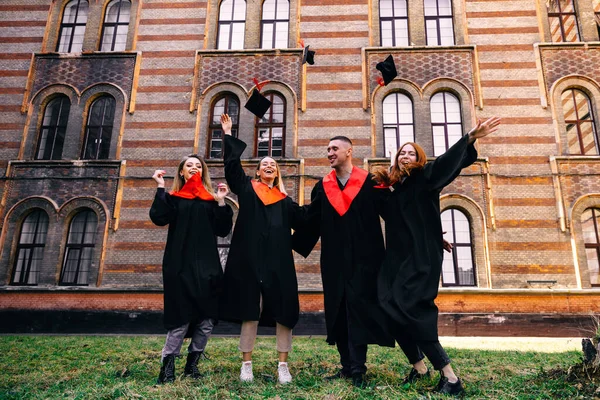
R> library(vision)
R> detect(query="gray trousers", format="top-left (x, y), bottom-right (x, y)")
top-left (162, 318), bottom-right (216, 360)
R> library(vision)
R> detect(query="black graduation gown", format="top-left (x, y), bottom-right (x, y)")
top-left (293, 170), bottom-right (395, 347)
top-left (149, 189), bottom-right (233, 330)
top-left (219, 135), bottom-right (304, 329)
top-left (377, 134), bottom-right (477, 341)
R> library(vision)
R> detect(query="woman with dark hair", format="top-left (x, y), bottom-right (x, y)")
top-left (218, 113), bottom-right (305, 385)
top-left (150, 154), bottom-right (233, 384)
top-left (372, 117), bottom-right (500, 396)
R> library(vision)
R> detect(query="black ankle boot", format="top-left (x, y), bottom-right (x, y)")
top-left (184, 352), bottom-right (202, 379)
top-left (157, 354), bottom-right (176, 384)
top-left (435, 376), bottom-right (464, 396)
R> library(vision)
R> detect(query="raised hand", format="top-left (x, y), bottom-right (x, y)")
top-left (152, 169), bottom-right (166, 188)
top-left (215, 182), bottom-right (229, 206)
top-left (467, 116), bottom-right (501, 143)
top-left (220, 114), bottom-right (232, 136)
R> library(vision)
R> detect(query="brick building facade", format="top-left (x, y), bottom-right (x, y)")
top-left (1, 0), bottom-right (600, 335)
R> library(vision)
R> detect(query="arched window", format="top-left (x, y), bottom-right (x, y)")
top-left (11, 210), bottom-right (49, 286)
top-left (562, 89), bottom-right (598, 155)
top-left (547, 0), bottom-right (580, 42)
top-left (82, 95), bottom-right (116, 160)
top-left (261, 0), bottom-right (289, 49)
top-left (256, 92), bottom-right (285, 157)
top-left (424, 0), bottom-right (455, 46)
top-left (582, 208), bottom-right (600, 286)
top-left (208, 94), bottom-right (240, 159)
top-left (594, 0), bottom-right (600, 38)
top-left (441, 208), bottom-right (476, 286)
top-left (431, 92), bottom-right (463, 156)
top-left (383, 92), bottom-right (414, 157)
top-left (60, 210), bottom-right (98, 285)
top-left (379, 0), bottom-right (409, 47)
top-left (57, 0), bottom-right (89, 53)
top-left (217, 0), bottom-right (246, 50)
top-left (100, 0), bottom-right (131, 51)
top-left (36, 96), bottom-right (70, 160)
top-left (217, 199), bottom-right (237, 270)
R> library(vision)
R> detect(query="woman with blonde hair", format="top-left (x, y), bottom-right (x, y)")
top-left (218, 114), bottom-right (305, 385)
top-left (373, 117), bottom-right (500, 396)
top-left (150, 154), bottom-right (233, 384)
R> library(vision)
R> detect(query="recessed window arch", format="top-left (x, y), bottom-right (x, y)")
top-left (382, 92), bottom-right (414, 157)
top-left (379, 0), bottom-right (409, 47)
top-left (60, 209), bottom-right (98, 286)
top-left (208, 93), bottom-right (240, 159)
top-left (57, 0), bottom-right (89, 53)
top-left (561, 88), bottom-right (599, 155)
top-left (441, 208), bottom-right (476, 286)
top-left (256, 92), bottom-right (286, 157)
top-left (100, 0), bottom-right (131, 51)
top-left (582, 207), bottom-right (600, 286)
top-left (36, 95), bottom-right (70, 160)
top-left (424, 0), bottom-right (455, 46)
top-left (261, 0), bottom-right (289, 49)
top-left (11, 209), bottom-right (49, 286)
top-left (431, 91), bottom-right (463, 156)
top-left (217, 0), bottom-right (246, 50)
top-left (547, 0), bottom-right (580, 42)
top-left (82, 95), bottom-right (116, 160)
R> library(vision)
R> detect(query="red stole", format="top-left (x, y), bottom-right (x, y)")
top-left (323, 166), bottom-right (368, 216)
top-left (170, 173), bottom-right (215, 201)
top-left (251, 180), bottom-right (287, 206)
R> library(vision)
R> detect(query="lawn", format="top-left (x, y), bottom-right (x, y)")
top-left (0, 335), bottom-right (585, 399)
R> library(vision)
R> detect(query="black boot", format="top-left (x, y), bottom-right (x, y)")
top-left (184, 352), bottom-right (202, 379)
top-left (157, 354), bottom-right (176, 384)
top-left (435, 376), bottom-right (464, 396)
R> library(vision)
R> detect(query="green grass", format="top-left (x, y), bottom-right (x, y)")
top-left (0, 335), bottom-right (583, 399)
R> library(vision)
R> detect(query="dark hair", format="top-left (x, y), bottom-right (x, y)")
top-left (329, 136), bottom-right (353, 146)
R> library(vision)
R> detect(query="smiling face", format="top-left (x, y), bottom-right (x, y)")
top-left (256, 157), bottom-right (278, 184)
top-left (397, 144), bottom-right (418, 166)
top-left (327, 139), bottom-right (352, 169)
top-left (180, 157), bottom-right (203, 182)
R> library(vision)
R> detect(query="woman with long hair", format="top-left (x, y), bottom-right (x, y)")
top-left (150, 154), bottom-right (233, 384)
top-left (218, 113), bottom-right (305, 385)
top-left (372, 117), bottom-right (500, 396)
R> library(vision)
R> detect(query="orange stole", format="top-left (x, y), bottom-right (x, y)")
top-left (170, 173), bottom-right (215, 201)
top-left (322, 166), bottom-right (368, 216)
top-left (251, 180), bottom-right (287, 205)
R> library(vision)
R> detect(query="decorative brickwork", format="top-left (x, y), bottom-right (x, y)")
top-left (539, 44), bottom-right (600, 95)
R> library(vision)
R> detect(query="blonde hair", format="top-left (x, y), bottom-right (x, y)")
top-left (372, 142), bottom-right (427, 186)
top-left (172, 154), bottom-right (216, 197)
top-left (255, 157), bottom-right (288, 195)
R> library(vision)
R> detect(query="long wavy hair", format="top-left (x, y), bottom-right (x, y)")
top-left (172, 154), bottom-right (216, 196)
top-left (255, 156), bottom-right (288, 195)
top-left (372, 142), bottom-right (427, 186)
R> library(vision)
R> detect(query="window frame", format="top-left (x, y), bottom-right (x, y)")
top-left (583, 208), bottom-right (600, 287)
top-left (99, 0), bottom-right (131, 52)
top-left (382, 92), bottom-right (415, 157)
top-left (547, 0), bottom-right (580, 42)
top-left (82, 95), bottom-right (116, 160)
top-left (441, 208), bottom-right (476, 287)
top-left (260, 0), bottom-right (290, 49)
top-left (59, 209), bottom-right (98, 286)
top-left (254, 92), bottom-right (286, 157)
top-left (424, 0), bottom-right (455, 46)
top-left (430, 91), bottom-right (463, 156)
top-left (11, 210), bottom-right (49, 286)
top-left (56, 0), bottom-right (89, 53)
top-left (562, 88), bottom-right (599, 155)
top-left (35, 95), bottom-right (70, 160)
top-left (379, 0), bottom-right (410, 47)
top-left (207, 94), bottom-right (240, 159)
top-left (217, 0), bottom-right (247, 50)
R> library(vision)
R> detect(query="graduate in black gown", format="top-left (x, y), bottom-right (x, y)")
top-left (150, 155), bottom-right (233, 384)
top-left (218, 114), bottom-right (305, 385)
top-left (372, 117), bottom-right (500, 396)
top-left (293, 136), bottom-right (395, 388)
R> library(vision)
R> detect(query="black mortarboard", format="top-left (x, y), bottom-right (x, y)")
top-left (302, 45), bottom-right (315, 65)
top-left (376, 55), bottom-right (397, 86)
top-left (245, 88), bottom-right (272, 119)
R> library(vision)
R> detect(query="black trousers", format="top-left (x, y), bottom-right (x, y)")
top-left (395, 329), bottom-right (451, 371)
top-left (334, 298), bottom-right (368, 375)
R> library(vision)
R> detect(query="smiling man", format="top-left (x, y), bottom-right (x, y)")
top-left (293, 136), bottom-right (394, 388)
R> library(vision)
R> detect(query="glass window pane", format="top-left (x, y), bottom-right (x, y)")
top-left (262, 23), bottom-right (274, 49)
top-left (231, 23), bottom-right (245, 49)
top-left (394, 19), bottom-right (409, 46)
top-left (263, 0), bottom-right (276, 19)
top-left (380, 0), bottom-right (393, 18)
top-left (587, 248), bottom-right (600, 285)
top-left (442, 252), bottom-right (456, 284)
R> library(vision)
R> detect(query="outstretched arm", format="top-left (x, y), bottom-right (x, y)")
top-left (221, 114), bottom-right (250, 195)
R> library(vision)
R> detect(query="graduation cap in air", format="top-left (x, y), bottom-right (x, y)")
top-left (245, 88), bottom-right (272, 119)
top-left (376, 55), bottom-right (397, 86)
top-left (303, 45), bottom-right (315, 65)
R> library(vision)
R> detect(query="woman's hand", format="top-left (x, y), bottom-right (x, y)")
top-left (215, 182), bottom-right (229, 206)
top-left (467, 116), bottom-right (501, 144)
top-left (220, 114), bottom-right (233, 136)
top-left (152, 169), bottom-right (166, 188)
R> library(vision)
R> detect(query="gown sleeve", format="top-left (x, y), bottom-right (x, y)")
top-left (149, 188), bottom-right (177, 226)
top-left (210, 203), bottom-right (234, 238)
top-left (223, 134), bottom-right (251, 195)
top-left (291, 182), bottom-right (322, 257)
top-left (423, 133), bottom-right (478, 191)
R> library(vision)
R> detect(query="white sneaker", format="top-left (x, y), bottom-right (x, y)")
top-left (240, 361), bottom-right (253, 382)
top-left (277, 362), bottom-right (292, 384)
